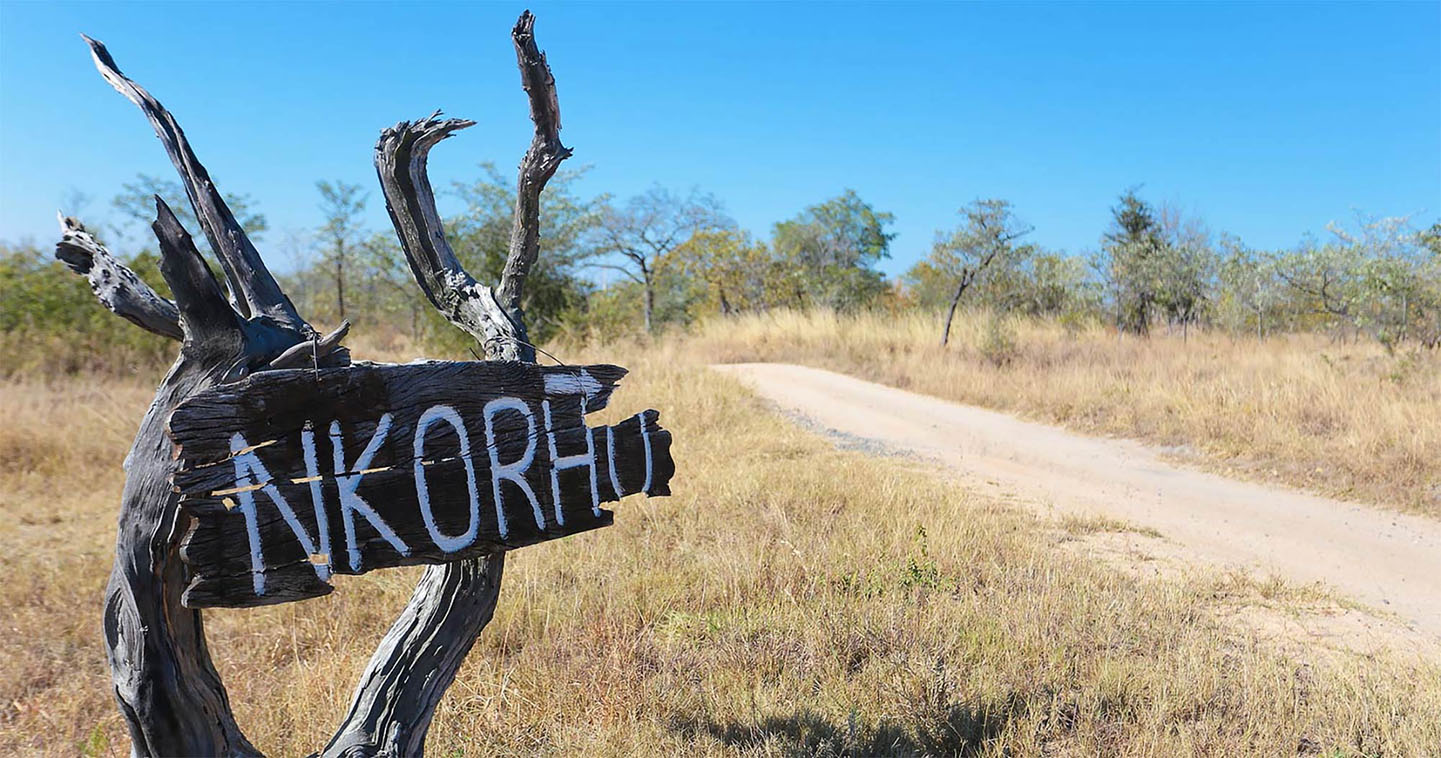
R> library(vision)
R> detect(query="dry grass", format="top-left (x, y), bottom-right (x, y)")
top-left (690, 309), bottom-right (1441, 516)
top-left (2, 340), bottom-right (1440, 756)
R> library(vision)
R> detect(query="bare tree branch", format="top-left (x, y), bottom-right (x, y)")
top-left (96, 195), bottom-right (264, 758)
top-left (321, 555), bottom-right (505, 757)
top-left (588, 261), bottom-right (647, 284)
top-left (55, 213), bottom-right (183, 340)
top-left (66, 38), bottom-right (345, 756)
top-left (497, 10), bottom-right (573, 314)
top-left (336, 13), bottom-right (574, 754)
top-left (374, 114), bottom-right (523, 360)
top-left (152, 196), bottom-right (241, 341)
top-left (264, 320), bottom-right (351, 370)
top-left (82, 35), bottom-right (309, 335)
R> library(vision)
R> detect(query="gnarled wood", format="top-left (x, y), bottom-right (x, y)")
top-left (83, 34), bottom-right (310, 334)
top-left (74, 41), bottom-right (336, 758)
top-left (64, 12), bottom-right (578, 756)
top-left (330, 14), bottom-right (574, 756)
top-left (374, 115), bottom-right (523, 360)
top-left (499, 10), bottom-right (573, 317)
top-left (265, 320), bottom-right (351, 370)
top-left (55, 213), bottom-right (182, 340)
top-left (100, 195), bottom-right (277, 758)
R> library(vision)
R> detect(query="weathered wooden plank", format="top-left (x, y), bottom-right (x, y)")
top-left (167, 361), bottom-right (673, 608)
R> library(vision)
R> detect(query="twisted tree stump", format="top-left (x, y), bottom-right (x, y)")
top-left (57, 12), bottom-right (569, 756)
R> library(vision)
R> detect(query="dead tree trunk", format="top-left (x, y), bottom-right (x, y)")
top-left (58, 12), bottom-right (569, 756)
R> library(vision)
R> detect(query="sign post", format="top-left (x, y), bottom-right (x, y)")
top-left (57, 12), bottom-right (663, 755)
top-left (168, 361), bottom-right (673, 608)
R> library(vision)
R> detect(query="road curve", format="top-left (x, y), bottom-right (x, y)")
top-left (714, 362), bottom-right (1441, 639)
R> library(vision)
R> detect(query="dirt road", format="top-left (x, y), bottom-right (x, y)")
top-left (714, 362), bottom-right (1441, 640)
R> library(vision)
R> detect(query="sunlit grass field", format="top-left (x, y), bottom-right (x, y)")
top-left (692, 309), bottom-right (1441, 517)
top-left (2, 334), bottom-right (1439, 756)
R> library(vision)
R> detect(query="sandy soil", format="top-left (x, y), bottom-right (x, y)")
top-left (714, 362), bottom-right (1441, 649)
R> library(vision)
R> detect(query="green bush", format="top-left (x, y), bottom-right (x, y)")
top-left (0, 243), bottom-right (172, 377)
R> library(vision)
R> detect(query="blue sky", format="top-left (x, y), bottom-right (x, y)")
top-left (1, 1), bottom-right (1438, 277)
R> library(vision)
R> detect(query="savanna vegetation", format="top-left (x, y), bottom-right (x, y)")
top-left (3, 117), bottom-right (1440, 758)
top-left (3, 339), bottom-right (1440, 756)
top-left (691, 309), bottom-right (1441, 517)
top-left (5, 173), bottom-right (1436, 513)
top-left (8, 170), bottom-right (1438, 366)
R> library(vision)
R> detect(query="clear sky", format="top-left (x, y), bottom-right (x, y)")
top-left (1, 1), bottom-right (1438, 277)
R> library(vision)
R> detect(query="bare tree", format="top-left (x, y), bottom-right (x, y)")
top-left (55, 12), bottom-right (568, 755)
top-left (591, 186), bottom-right (729, 333)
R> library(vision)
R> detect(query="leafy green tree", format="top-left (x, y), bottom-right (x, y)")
top-left (663, 229), bottom-right (788, 318)
top-left (1216, 237), bottom-right (1285, 338)
top-left (448, 163), bottom-right (601, 344)
top-left (111, 173), bottom-right (268, 250)
top-left (905, 199), bottom-right (1033, 345)
top-left (1095, 189), bottom-right (1166, 335)
top-left (1274, 234), bottom-right (1367, 336)
top-left (1154, 206), bottom-right (1217, 337)
top-left (314, 180), bottom-right (367, 321)
top-left (1010, 251), bottom-right (1098, 319)
top-left (1339, 215), bottom-right (1441, 347)
top-left (772, 189), bottom-right (894, 310)
top-left (1413, 222), bottom-right (1441, 346)
top-left (588, 186), bottom-right (731, 333)
top-left (1271, 214), bottom-right (1435, 345)
top-left (0, 239), bottom-right (171, 374)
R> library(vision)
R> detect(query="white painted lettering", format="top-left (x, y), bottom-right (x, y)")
top-left (543, 368), bottom-right (602, 400)
top-left (331, 415), bottom-right (410, 571)
top-left (542, 397), bottom-right (599, 525)
top-left (636, 412), bottom-right (653, 495)
top-left (229, 433), bottom-right (326, 595)
top-left (299, 422), bottom-right (331, 579)
top-left (413, 404), bottom-right (480, 553)
top-left (606, 425), bottom-right (624, 498)
top-left (483, 397), bottom-right (542, 536)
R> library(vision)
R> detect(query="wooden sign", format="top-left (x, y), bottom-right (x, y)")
top-left (167, 361), bottom-right (673, 608)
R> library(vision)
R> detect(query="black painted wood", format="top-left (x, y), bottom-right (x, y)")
top-left (167, 361), bottom-right (673, 608)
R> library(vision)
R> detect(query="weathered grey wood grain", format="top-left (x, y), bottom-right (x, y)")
top-left (169, 362), bottom-right (626, 481)
top-left (60, 11), bottom-right (621, 757)
top-left (69, 38), bottom-right (340, 758)
top-left (98, 194), bottom-right (302, 757)
top-left (498, 10), bottom-right (573, 316)
top-left (324, 11), bottom-right (579, 757)
top-left (83, 34), bottom-right (310, 334)
top-left (54, 213), bottom-right (183, 340)
top-left (324, 11), bottom-right (576, 755)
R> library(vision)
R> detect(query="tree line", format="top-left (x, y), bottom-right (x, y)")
top-left (4, 168), bottom-right (1439, 372)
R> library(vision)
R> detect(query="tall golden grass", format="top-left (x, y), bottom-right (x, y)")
top-left (691, 309), bottom-right (1441, 516)
top-left (2, 338), bottom-right (1438, 755)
